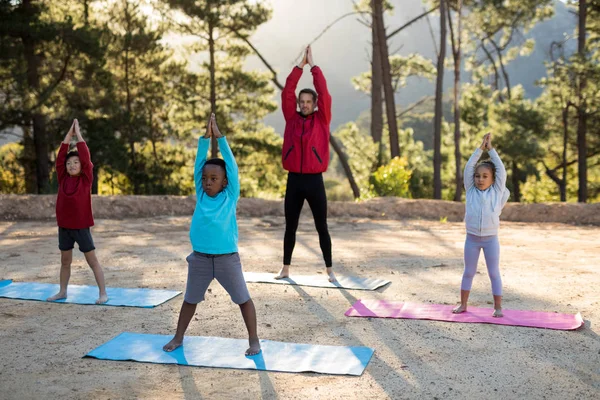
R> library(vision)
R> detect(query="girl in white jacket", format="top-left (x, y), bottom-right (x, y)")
top-left (453, 133), bottom-right (510, 317)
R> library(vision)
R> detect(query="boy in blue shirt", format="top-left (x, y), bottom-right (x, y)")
top-left (163, 114), bottom-right (260, 356)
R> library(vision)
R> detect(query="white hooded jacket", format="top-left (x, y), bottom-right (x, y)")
top-left (464, 148), bottom-right (510, 237)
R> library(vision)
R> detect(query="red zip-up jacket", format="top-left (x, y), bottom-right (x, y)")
top-left (281, 65), bottom-right (331, 174)
top-left (55, 141), bottom-right (95, 229)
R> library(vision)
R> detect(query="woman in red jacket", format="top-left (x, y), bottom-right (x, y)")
top-left (47, 119), bottom-right (108, 304)
top-left (275, 46), bottom-right (336, 283)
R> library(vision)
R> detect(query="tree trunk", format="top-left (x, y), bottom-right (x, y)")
top-left (577, 0), bottom-right (587, 202)
top-left (371, 9), bottom-right (384, 166)
top-left (490, 39), bottom-right (512, 100)
top-left (92, 167), bottom-right (99, 195)
top-left (511, 161), bottom-right (521, 203)
top-left (433, 0), bottom-right (447, 199)
top-left (22, 0), bottom-right (50, 193)
top-left (83, 0), bottom-right (89, 26)
top-left (330, 135), bottom-right (360, 199)
top-left (124, 2), bottom-right (137, 194)
top-left (31, 114), bottom-right (50, 193)
top-left (209, 21), bottom-right (218, 158)
top-left (448, 0), bottom-right (462, 201)
top-left (560, 106), bottom-right (569, 202)
top-left (372, 0), bottom-right (399, 159)
top-left (21, 127), bottom-right (37, 193)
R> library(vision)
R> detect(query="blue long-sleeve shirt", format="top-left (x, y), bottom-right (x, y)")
top-left (189, 136), bottom-right (240, 254)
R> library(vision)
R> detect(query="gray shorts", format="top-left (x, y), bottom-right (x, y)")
top-left (58, 227), bottom-right (95, 253)
top-left (184, 252), bottom-right (251, 305)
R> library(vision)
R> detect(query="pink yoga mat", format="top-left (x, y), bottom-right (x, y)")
top-left (345, 300), bottom-right (584, 331)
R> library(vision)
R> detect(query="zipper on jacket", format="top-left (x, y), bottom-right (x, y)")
top-left (301, 118), bottom-right (306, 174)
top-left (284, 145), bottom-right (294, 160)
top-left (312, 146), bottom-right (322, 163)
top-left (479, 192), bottom-right (486, 235)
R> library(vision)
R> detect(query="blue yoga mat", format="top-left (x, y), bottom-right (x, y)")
top-left (244, 272), bottom-right (390, 290)
top-left (85, 332), bottom-right (374, 376)
top-left (0, 280), bottom-right (180, 308)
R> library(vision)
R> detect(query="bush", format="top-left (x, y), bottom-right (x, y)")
top-left (370, 157), bottom-right (412, 198)
top-left (0, 142), bottom-right (25, 194)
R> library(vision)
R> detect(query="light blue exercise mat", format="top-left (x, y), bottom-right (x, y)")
top-left (0, 280), bottom-right (181, 308)
top-left (244, 272), bottom-right (390, 290)
top-left (85, 332), bottom-right (375, 376)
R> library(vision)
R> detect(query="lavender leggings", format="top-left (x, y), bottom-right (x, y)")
top-left (461, 234), bottom-right (502, 296)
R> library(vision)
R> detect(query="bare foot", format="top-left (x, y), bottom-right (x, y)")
top-left (492, 308), bottom-right (503, 318)
top-left (163, 336), bottom-right (183, 352)
top-left (452, 304), bottom-right (467, 313)
top-left (326, 267), bottom-right (337, 283)
top-left (96, 293), bottom-right (108, 304)
top-left (274, 266), bottom-right (289, 280)
top-left (47, 292), bottom-right (67, 302)
top-left (245, 337), bottom-right (261, 356)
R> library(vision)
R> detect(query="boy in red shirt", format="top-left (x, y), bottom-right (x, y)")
top-left (47, 119), bottom-right (108, 304)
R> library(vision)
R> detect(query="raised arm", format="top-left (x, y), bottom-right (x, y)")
top-left (194, 119), bottom-right (212, 196)
top-left (307, 46), bottom-right (331, 125)
top-left (56, 143), bottom-right (69, 183)
top-left (464, 133), bottom-right (489, 192)
top-left (211, 114), bottom-right (239, 199)
top-left (194, 114), bottom-right (214, 194)
top-left (73, 120), bottom-right (93, 181)
top-left (282, 67), bottom-right (303, 121)
top-left (464, 148), bottom-right (482, 192)
top-left (194, 138), bottom-right (210, 195)
top-left (217, 137), bottom-right (239, 199)
top-left (487, 135), bottom-right (507, 191)
top-left (76, 142), bottom-right (94, 182)
top-left (56, 120), bottom-right (76, 182)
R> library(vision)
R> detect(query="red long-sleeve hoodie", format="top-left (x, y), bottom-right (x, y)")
top-left (281, 66), bottom-right (331, 174)
top-left (55, 142), bottom-right (94, 229)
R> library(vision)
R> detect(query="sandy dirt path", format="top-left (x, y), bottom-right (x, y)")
top-left (1, 216), bottom-right (599, 399)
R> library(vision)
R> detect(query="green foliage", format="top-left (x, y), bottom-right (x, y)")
top-left (331, 122), bottom-right (378, 197)
top-left (163, 0), bottom-right (276, 141)
top-left (0, 0), bottom-right (280, 197)
top-left (133, 141), bottom-right (196, 195)
top-left (530, 0), bottom-right (600, 202)
top-left (324, 179), bottom-right (355, 202)
top-left (1, 0), bottom-right (599, 203)
top-left (352, 54), bottom-right (436, 95)
top-left (370, 157), bottom-right (412, 198)
top-left (0, 142), bottom-right (25, 194)
top-left (400, 126), bottom-right (436, 199)
top-left (97, 167), bottom-right (131, 196)
top-left (335, 112), bottom-right (437, 199)
top-left (459, 83), bottom-right (548, 200)
top-left (520, 167), bottom-right (567, 203)
top-left (229, 126), bottom-right (287, 198)
top-left (0, 0), bottom-right (110, 192)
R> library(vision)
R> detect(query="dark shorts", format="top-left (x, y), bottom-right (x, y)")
top-left (184, 252), bottom-right (251, 305)
top-left (58, 227), bottom-right (95, 253)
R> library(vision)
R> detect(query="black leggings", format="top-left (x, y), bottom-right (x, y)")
top-left (283, 172), bottom-right (332, 268)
